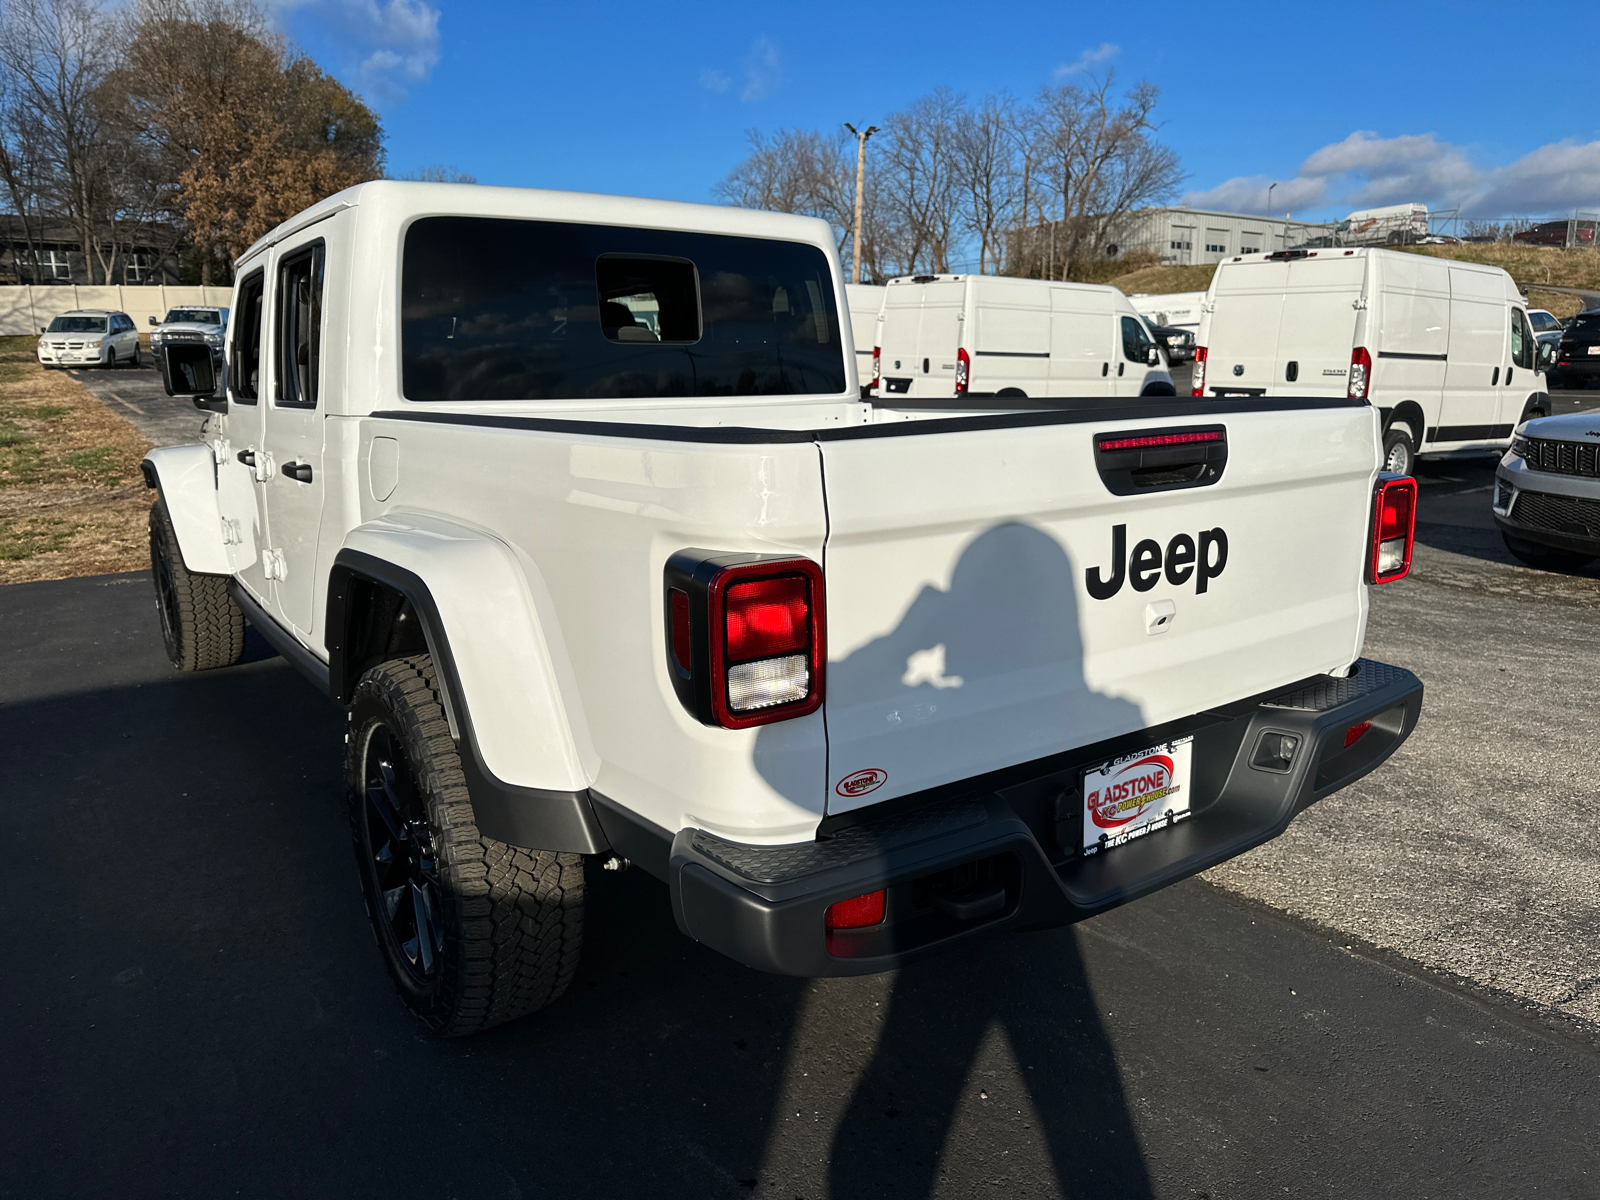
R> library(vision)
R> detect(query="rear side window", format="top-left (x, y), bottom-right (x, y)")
top-left (401, 217), bottom-right (844, 401)
top-left (232, 271), bottom-right (265, 403)
top-left (276, 243), bottom-right (324, 408)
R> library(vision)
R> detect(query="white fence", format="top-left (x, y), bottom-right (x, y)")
top-left (0, 285), bottom-right (234, 337)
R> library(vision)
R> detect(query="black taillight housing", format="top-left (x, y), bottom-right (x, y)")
top-left (664, 550), bottom-right (825, 729)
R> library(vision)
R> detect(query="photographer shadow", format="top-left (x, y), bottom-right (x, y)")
top-left (755, 521), bottom-right (1154, 1195)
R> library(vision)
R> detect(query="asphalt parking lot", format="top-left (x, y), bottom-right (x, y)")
top-left (4, 378), bottom-right (1599, 1198)
top-left (63, 359), bottom-right (213, 448)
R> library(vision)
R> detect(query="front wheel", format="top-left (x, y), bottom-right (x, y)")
top-left (149, 497), bottom-right (245, 671)
top-left (104, 348), bottom-right (116, 370)
top-left (346, 656), bottom-right (585, 1036)
top-left (1502, 532), bottom-right (1595, 572)
top-left (1382, 425), bottom-right (1416, 475)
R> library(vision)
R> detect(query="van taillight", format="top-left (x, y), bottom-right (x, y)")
top-left (955, 347), bottom-right (970, 394)
top-left (1349, 346), bottom-right (1372, 400)
top-left (663, 553), bottom-right (825, 729)
top-left (1191, 346), bottom-right (1208, 396)
top-left (871, 345), bottom-right (881, 388)
top-left (1369, 475), bottom-right (1416, 584)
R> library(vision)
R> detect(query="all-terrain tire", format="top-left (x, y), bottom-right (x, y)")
top-left (148, 497), bottom-right (245, 671)
top-left (345, 655), bottom-right (584, 1037)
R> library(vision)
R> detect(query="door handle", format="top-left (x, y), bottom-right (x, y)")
top-left (1101, 362), bottom-right (1109, 377)
top-left (282, 461), bottom-right (313, 483)
top-left (1117, 363), bottom-right (1125, 376)
top-left (236, 449), bottom-right (256, 467)
top-left (1506, 367), bottom-right (1514, 385)
top-left (1492, 367), bottom-right (1499, 385)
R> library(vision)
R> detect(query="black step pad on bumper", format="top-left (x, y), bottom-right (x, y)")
top-left (669, 658), bottom-right (1423, 977)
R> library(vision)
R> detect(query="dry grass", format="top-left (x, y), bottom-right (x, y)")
top-left (0, 335), bottom-right (155, 584)
top-left (1107, 262), bottom-right (1217, 297)
top-left (1399, 243), bottom-right (1600, 292)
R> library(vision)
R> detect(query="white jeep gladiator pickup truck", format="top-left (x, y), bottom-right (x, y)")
top-left (142, 182), bottom-right (1423, 1037)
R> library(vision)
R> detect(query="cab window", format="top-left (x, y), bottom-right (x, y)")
top-left (1511, 310), bottom-right (1534, 371)
top-left (231, 270), bottom-right (265, 403)
top-left (276, 243), bottom-right (324, 407)
top-left (1121, 315), bottom-right (1155, 363)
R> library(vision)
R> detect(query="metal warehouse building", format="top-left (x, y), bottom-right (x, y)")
top-left (1108, 207), bottom-right (1331, 265)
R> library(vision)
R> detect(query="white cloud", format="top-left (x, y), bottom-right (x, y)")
top-left (699, 68), bottom-right (731, 94)
top-left (740, 36), bottom-right (783, 102)
top-left (1055, 42), bottom-right (1118, 78)
top-left (264, 0), bottom-right (441, 104)
top-left (1183, 129), bottom-right (1600, 218)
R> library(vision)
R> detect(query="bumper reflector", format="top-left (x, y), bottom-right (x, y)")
top-left (825, 889), bottom-right (885, 930)
top-left (1344, 721), bottom-right (1372, 747)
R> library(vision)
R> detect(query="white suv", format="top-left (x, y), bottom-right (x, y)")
top-left (37, 309), bottom-right (142, 369)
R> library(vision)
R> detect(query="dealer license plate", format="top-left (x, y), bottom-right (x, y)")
top-left (1587, 346), bottom-right (1600, 355)
top-left (1082, 737), bottom-right (1194, 856)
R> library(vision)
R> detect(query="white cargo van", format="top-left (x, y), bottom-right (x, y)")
top-left (877, 274), bottom-right (1175, 401)
top-left (845, 282), bottom-right (885, 398)
top-left (1193, 248), bottom-right (1549, 473)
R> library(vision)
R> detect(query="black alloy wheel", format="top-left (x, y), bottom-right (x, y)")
top-left (361, 724), bottom-right (445, 981)
top-left (150, 518), bottom-right (183, 663)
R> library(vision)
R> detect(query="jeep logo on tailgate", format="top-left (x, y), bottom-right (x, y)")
top-left (1085, 524), bottom-right (1228, 600)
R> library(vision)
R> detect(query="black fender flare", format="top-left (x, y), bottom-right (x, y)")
top-left (326, 549), bottom-right (609, 856)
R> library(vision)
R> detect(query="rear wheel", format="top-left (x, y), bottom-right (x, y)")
top-left (1502, 532), bottom-right (1595, 571)
top-left (148, 497), bottom-right (245, 671)
top-left (1382, 425), bottom-right (1416, 475)
top-left (346, 655), bottom-right (585, 1036)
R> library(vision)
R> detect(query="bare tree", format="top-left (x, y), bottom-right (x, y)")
top-left (0, 0), bottom-right (120, 282)
top-left (951, 93), bottom-right (1020, 275)
top-left (401, 165), bottom-right (477, 183)
top-left (877, 87), bottom-right (964, 274)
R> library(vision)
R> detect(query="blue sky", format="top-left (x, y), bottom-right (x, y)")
top-left (269, 0), bottom-right (1599, 225)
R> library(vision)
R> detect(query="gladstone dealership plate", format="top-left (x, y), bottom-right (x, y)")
top-left (1082, 737), bottom-right (1193, 856)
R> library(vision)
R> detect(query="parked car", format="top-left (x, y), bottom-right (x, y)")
top-left (1194, 247), bottom-right (1549, 475)
top-left (876, 274), bottom-right (1175, 401)
top-left (844, 282), bottom-right (885, 399)
top-left (1149, 322), bottom-right (1195, 364)
top-left (1547, 310), bottom-right (1600, 390)
top-left (144, 181), bottom-right (1423, 1037)
top-left (150, 305), bottom-right (228, 369)
top-left (1493, 415), bottom-right (1600, 569)
top-left (36, 309), bottom-right (142, 369)
top-left (1528, 307), bottom-right (1566, 361)
top-left (1511, 220), bottom-right (1597, 248)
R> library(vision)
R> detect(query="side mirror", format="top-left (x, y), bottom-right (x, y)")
top-left (160, 344), bottom-right (227, 412)
top-left (147, 315), bottom-right (158, 326)
top-left (1538, 342), bottom-right (1554, 367)
top-left (1147, 345), bottom-right (1161, 367)
top-left (39, 326), bottom-right (46, 334)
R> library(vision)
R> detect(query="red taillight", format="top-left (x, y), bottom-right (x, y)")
top-left (1369, 475), bottom-right (1416, 584)
top-left (955, 346), bottom-right (970, 394)
top-left (825, 889), bottom-right (885, 930)
top-left (1349, 346), bottom-right (1372, 400)
top-left (1191, 345), bottom-right (1207, 396)
top-left (870, 345), bottom-right (881, 387)
top-left (709, 560), bottom-right (825, 729)
top-left (1344, 721), bottom-right (1372, 748)
top-left (725, 577), bottom-right (808, 660)
top-left (1098, 429), bottom-right (1224, 452)
top-left (670, 589), bottom-right (692, 671)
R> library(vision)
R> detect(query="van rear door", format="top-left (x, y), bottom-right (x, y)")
top-left (878, 280), bottom-right (965, 398)
top-left (1273, 256), bottom-right (1364, 395)
top-left (1203, 261), bottom-right (1289, 394)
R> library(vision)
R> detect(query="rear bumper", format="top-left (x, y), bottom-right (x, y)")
top-left (669, 658), bottom-right (1422, 976)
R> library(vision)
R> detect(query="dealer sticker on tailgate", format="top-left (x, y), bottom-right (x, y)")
top-left (1082, 737), bottom-right (1194, 856)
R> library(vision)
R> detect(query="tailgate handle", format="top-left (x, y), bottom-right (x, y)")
top-left (1093, 425), bottom-right (1228, 496)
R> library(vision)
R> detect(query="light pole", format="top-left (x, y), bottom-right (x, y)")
top-left (1267, 183), bottom-right (1277, 216)
top-left (844, 122), bottom-right (877, 285)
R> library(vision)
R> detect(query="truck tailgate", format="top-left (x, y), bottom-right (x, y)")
top-left (819, 400), bottom-right (1377, 813)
